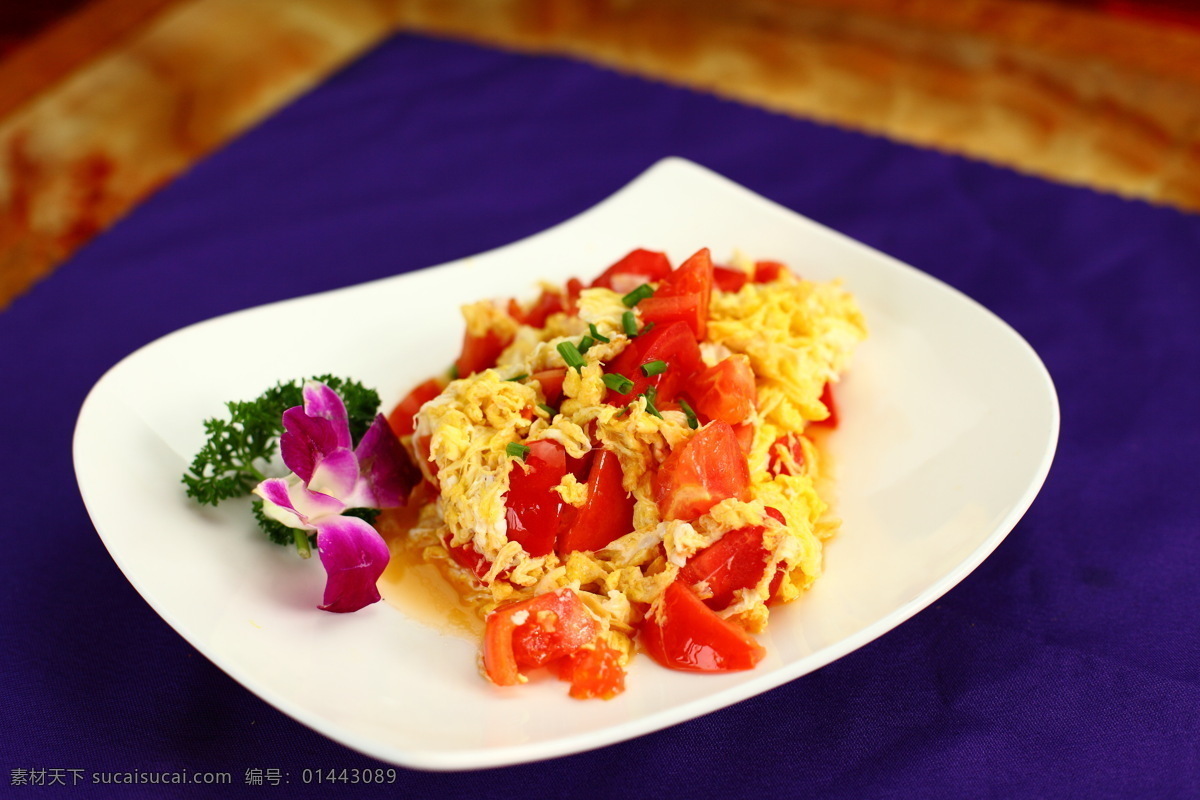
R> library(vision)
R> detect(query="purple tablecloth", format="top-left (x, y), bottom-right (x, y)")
top-left (3, 34), bottom-right (1197, 798)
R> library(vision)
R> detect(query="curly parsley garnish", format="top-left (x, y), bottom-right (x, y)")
top-left (182, 375), bottom-right (379, 507)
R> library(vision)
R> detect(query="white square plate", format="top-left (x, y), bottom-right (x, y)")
top-left (74, 158), bottom-right (1058, 770)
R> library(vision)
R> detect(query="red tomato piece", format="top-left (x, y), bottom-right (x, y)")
top-left (484, 589), bottom-right (598, 685)
top-left (813, 382), bottom-right (839, 427)
top-left (565, 277), bottom-right (584, 315)
top-left (565, 449), bottom-right (594, 484)
top-left (713, 265), bottom-right (749, 292)
top-left (518, 289), bottom-right (567, 329)
top-left (687, 356), bottom-right (756, 425)
top-left (455, 328), bottom-right (511, 377)
top-left (505, 440), bottom-right (568, 557)
top-left (653, 421), bottom-right (751, 521)
top-left (553, 642), bottom-right (626, 700)
top-left (442, 532), bottom-right (491, 580)
top-left (640, 582), bottom-right (765, 672)
top-left (636, 294), bottom-right (702, 340)
top-left (511, 600), bottom-right (598, 669)
top-left (387, 378), bottom-right (444, 437)
top-left (753, 260), bottom-right (788, 283)
top-left (679, 525), bottom-right (771, 610)
top-left (731, 422), bottom-right (754, 455)
top-left (532, 368), bottom-right (568, 407)
top-left (638, 248), bottom-right (714, 340)
top-left (768, 433), bottom-right (806, 476)
top-left (603, 321), bottom-right (703, 404)
top-left (591, 248), bottom-right (672, 292)
top-left (557, 450), bottom-right (634, 555)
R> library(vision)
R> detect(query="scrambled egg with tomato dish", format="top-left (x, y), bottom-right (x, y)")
top-left (386, 248), bottom-right (865, 699)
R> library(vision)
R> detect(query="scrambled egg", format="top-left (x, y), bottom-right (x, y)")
top-left (409, 259), bottom-right (866, 664)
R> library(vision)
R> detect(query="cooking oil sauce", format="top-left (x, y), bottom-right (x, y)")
top-left (375, 505), bottom-right (484, 640)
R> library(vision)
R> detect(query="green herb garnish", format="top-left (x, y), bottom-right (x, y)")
top-left (622, 283), bottom-right (655, 308)
top-left (507, 442), bottom-right (531, 460)
top-left (578, 336), bottom-right (596, 355)
top-left (557, 341), bottom-right (586, 371)
top-left (679, 398), bottom-right (699, 429)
top-left (603, 373), bottom-right (635, 395)
top-left (642, 387), bottom-right (664, 419)
top-left (622, 311), bottom-right (638, 337)
top-left (537, 403), bottom-right (558, 417)
top-left (641, 360), bottom-right (667, 377)
top-left (588, 323), bottom-right (610, 343)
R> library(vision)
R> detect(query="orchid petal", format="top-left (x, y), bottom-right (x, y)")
top-left (253, 477), bottom-right (312, 530)
top-left (308, 447), bottom-right (360, 501)
top-left (303, 381), bottom-right (352, 450)
top-left (279, 405), bottom-right (339, 482)
top-left (314, 515), bottom-right (389, 612)
top-left (350, 414), bottom-right (420, 508)
top-left (254, 475), bottom-right (345, 528)
top-left (287, 480), bottom-right (347, 522)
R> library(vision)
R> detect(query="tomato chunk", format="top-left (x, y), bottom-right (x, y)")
top-left (638, 248), bottom-right (714, 340)
top-left (753, 260), bottom-right (788, 283)
top-left (814, 382), bottom-right (839, 427)
top-left (512, 288), bottom-right (567, 329)
top-left (653, 421), bottom-right (751, 521)
top-left (387, 378), bottom-right (444, 437)
top-left (557, 450), bottom-right (634, 555)
top-left (731, 422), bottom-right (754, 455)
top-left (553, 642), bottom-right (626, 700)
top-left (640, 582), bottom-right (765, 672)
top-left (565, 277), bottom-right (584, 315)
top-left (679, 525), bottom-right (771, 610)
top-left (603, 321), bottom-right (703, 404)
top-left (713, 265), bottom-right (748, 293)
top-left (442, 532), bottom-right (491, 580)
top-left (532, 368), bottom-right (568, 407)
top-left (768, 433), bottom-right (806, 476)
top-left (687, 356), bottom-right (756, 425)
top-left (484, 589), bottom-right (598, 686)
top-left (455, 328), bottom-right (511, 377)
top-left (505, 440), bottom-right (568, 557)
top-left (591, 248), bottom-right (672, 292)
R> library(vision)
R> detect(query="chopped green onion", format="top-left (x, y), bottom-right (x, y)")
top-left (506, 373), bottom-right (529, 382)
top-left (641, 359), bottom-right (667, 377)
top-left (448, 364), bottom-right (460, 380)
top-left (603, 373), bottom-right (634, 395)
top-left (588, 323), bottom-right (610, 343)
top-left (578, 335), bottom-right (596, 355)
top-left (641, 322), bottom-right (656, 335)
top-left (557, 341), bottom-right (586, 371)
top-left (537, 403), bottom-right (557, 417)
top-left (642, 388), bottom-right (664, 419)
top-left (622, 311), bottom-right (638, 337)
top-left (679, 398), bottom-right (699, 429)
top-left (506, 442), bottom-right (531, 460)
top-left (622, 283), bottom-right (656, 308)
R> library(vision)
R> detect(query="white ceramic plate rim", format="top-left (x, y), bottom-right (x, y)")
top-left (74, 157), bottom-right (1059, 770)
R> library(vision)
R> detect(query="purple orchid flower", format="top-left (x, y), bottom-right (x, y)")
top-left (254, 381), bottom-right (418, 613)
